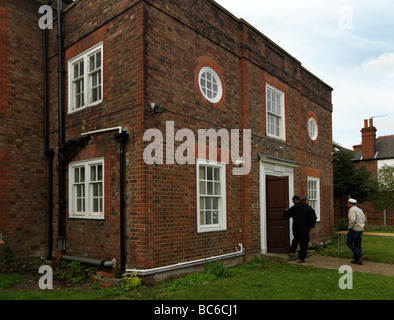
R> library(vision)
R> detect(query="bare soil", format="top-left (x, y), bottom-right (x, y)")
top-left (0, 257), bottom-right (99, 292)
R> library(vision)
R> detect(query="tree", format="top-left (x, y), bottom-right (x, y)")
top-left (368, 164), bottom-right (394, 225)
top-left (333, 143), bottom-right (372, 199)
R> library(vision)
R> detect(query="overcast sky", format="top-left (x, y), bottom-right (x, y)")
top-left (214, 0), bottom-right (394, 150)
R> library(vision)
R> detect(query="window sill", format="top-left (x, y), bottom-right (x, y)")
top-left (68, 216), bottom-right (105, 221)
top-left (67, 99), bottom-right (103, 114)
top-left (197, 226), bottom-right (227, 233)
top-left (267, 133), bottom-right (286, 142)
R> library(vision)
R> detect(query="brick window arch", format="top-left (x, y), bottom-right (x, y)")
top-left (195, 56), bottom-right (226, 108)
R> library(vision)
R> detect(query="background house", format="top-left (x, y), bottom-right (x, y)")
top-left (352, 118), bottom-right (394, 225)
top-left (1, 0), bottom-right (334, 280)
top-left (353, 118), bottom-right (394, 172)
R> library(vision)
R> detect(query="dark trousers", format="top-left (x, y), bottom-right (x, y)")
top-left (290, 230), bottom-right (310, 261)
top-left (346, 229), bottom-right (364, 260)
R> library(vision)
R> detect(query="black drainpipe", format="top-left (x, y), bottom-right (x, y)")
top-left (43, 4), bottom-right (55, 259)
top-left (114, 132), bottom-right (129, 274)
top-left (56, 0), bottom-right (66, 256)
top-left (56, 0), bottom-right (82, 256)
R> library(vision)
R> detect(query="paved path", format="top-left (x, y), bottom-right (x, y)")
top-left (288, 254), bottom-right (394, 277)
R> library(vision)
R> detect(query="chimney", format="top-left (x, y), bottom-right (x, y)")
top-left (353, 144), bottom-right (362, 153)
top-left (361, 118), bottom-right (377, 159)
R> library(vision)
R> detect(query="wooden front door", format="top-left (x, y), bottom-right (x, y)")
top-left (266, 176), bottom-right (290, 253)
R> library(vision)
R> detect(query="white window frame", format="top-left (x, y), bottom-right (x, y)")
top-left (266, 84), bottom-right (286, 141)
top-left (307, 177), bottom-right (320, 221)
top-left (198, 66), bottom-right (223, 104)
top-left (308, 117), bottom-right (318, 141)
top-left (69, 158), bottom-right (104, 219)
top-left (196, 159), bottom-right (227, 233)
top-left (68, 42), bottom-right (103, 113)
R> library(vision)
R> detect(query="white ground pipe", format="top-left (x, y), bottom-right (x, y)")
top-left (125, 244), bottom-right (244, 276)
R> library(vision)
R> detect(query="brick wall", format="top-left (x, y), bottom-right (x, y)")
top-left (0, 0), bottom-right (47, 257)
top-left (46, 0), bottom-right (145, 262)
top-left (3, 0), bottom-right (333, 266)
top-left (138, 0), bottom-right (333, 266)
top-left (46, 0), bottom-right (333, 268)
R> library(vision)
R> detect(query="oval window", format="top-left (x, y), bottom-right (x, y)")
top-left (308, 117), bottom-right (318, 141)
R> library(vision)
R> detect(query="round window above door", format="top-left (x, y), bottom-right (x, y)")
top-left (198, 66), bottom-right (223, 104)
top-left (195, 56), bottom-right (226, 108)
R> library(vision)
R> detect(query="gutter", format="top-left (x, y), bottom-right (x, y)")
top-left (125, 244), bottom-right (244, 276)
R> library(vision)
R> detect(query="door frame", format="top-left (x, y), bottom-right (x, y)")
top-left (259, 155), bottom-right (298, 254)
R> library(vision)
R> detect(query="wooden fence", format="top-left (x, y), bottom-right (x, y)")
top-left (334, 197), bottom-right (394, 226)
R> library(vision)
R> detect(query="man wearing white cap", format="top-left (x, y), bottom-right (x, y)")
top-left (346, 198), bottom-right (367, 264)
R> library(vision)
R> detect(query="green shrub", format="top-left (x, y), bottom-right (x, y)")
top-left (0, 243), bottom-right (13, 264)
top-left (121, 273), bottom-right (142, 291)
top-left (56, 261), bottom-right (97, 285)
top-left (204, 260), bottom-right (229, 278)
top-left (159, 272), bottom-right (217, 291)
top-left (334, 217), bottom-right (348, 231)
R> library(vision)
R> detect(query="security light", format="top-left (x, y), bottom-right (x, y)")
top-left (331, 148), bottom-right (340, 156)
top-left (150, 103), bottom-right (167, 114)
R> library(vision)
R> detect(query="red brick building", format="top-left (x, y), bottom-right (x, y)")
top-left (0, 0), bottom-right (49, 258)
top-left (1, 0), bottom-right (334, 279)
top-left (352, 119), bottom-right (394, 226)
top-left (353, 118), bottom-right (394, 173)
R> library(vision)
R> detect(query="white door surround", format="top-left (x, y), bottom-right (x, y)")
top-left (259, 154), bottom-right (298, 254)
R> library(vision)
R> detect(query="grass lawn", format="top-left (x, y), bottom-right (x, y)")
top-left (1, 256), bottom-right (393, 301)
top-left (157, 262), bottom-right (394, 300)
top-left (1, 228), bottom-right (393, 301)
top-left (319, 226), bottom-right (394, 263)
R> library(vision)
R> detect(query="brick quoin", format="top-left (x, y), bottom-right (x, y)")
top-left (2, 0), bottom-right (334, 280)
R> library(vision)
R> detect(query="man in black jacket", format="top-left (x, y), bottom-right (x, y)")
top-left (284, 196), bottom-right (317, 263)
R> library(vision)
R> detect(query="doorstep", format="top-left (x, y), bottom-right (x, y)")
top-left (263, 253), bottom-right (292, 263)
top-left (263, 250), bottom-right (316, 263)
